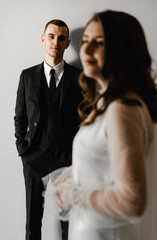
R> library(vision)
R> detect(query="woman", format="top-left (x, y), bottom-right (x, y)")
top-left (52, 10), bottom-right (157, 240)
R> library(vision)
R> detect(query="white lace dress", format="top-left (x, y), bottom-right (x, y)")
top-left (68, 102), bottom-right (157, 240)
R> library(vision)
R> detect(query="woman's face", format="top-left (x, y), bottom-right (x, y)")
top-left (80, 20), bottom-right (105, 84)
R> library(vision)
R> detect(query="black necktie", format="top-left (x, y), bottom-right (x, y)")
top-left (50, 69), bottom-right (56, 91)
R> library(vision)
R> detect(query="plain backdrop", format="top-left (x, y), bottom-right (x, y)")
top-left (0, 0), bottom-right (157, 239)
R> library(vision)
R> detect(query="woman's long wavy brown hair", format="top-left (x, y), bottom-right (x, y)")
top-left (78, 10), bottom-right (157, 126)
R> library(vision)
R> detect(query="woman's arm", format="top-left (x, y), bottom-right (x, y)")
top-left (87, 102), bottom-right (147, 219)
top-left (53, 102), bottom-right (147, 219)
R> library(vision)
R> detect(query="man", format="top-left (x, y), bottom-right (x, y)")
top-left (14, 19), bottom-right (82, 240)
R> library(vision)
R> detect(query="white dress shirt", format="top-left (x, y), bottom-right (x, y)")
top-left (43, 60), bottom-right (64, 87)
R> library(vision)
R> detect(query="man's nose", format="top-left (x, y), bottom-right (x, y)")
top-left (53, 37), bottom-right (59, 46)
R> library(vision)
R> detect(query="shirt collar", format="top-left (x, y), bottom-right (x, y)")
top-left (44, 60), bottom-right (64, 76)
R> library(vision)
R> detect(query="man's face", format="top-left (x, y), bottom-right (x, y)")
top-left (41, 24), bottom-right (70, 62)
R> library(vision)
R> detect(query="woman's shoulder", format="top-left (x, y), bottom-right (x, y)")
top-left (107, 95), bottom-right (154, 149)
top-left (107, 98), bottom-right (140, 120)
top-left (106, 95), bottom-right (145, 134)
top-left (107, 92), bottom-right (147, 117)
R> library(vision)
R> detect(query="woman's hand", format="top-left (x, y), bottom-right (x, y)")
top-left (52, 178), bottom-right (74, 212)
top-left (53, 166), bottom-right (72, 186)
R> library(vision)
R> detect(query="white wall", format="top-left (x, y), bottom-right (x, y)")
top-left (0, 0), bottom-right (157, 239)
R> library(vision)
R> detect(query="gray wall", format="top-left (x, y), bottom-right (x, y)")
top-left (0, 0), bottom-right (157, 239)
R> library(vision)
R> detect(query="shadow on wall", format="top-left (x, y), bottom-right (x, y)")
top-left (69, 27), bottom-right (84, 69)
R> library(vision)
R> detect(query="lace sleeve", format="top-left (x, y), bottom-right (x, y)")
top-left (52, 166), bottom-right (72, 184)
top-left (53, 102), bottom-right (147, 223)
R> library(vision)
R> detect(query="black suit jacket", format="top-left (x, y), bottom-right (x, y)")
top-left (14, 62), bottom-right (82, 156)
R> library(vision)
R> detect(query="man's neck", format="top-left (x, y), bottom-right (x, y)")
top-left (45, 55), bottom-right (63, 68)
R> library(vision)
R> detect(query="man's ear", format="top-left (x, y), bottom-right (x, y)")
top-left (66, 39), bottom-right (71, 49)
top-left (41, 34), bottom-right (45, 45)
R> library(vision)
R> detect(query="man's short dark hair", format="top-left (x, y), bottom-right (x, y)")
top-left (44, 19), bottom-right (69, 38)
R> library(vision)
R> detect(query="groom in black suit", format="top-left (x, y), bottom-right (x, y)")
top-left (14, 19), bottom-right (82, 240)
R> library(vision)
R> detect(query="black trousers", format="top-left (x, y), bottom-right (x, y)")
top-left (22, 149), bottom-right (69, 240)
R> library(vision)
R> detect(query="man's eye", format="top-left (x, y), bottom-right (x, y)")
top-left (49, 36), bottom-right (54, 39)
top-left (59, 36), bottom-right (66, 41)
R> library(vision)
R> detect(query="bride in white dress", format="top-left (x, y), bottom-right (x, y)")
top-left (52, 10), bottom-right (157, 240)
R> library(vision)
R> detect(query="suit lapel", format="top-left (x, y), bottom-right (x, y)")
top-left (60, 62), bottom-right (72, 109)
top-left (32, 62), bottom-right (70, 108)
top-left (32, 62), bottom-right (72, 109)
top-left (33, 63), bottom-right (44, 103)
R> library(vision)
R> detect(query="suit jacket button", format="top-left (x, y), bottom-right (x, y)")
top-left (34, 122), bottom-right (37, 126)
